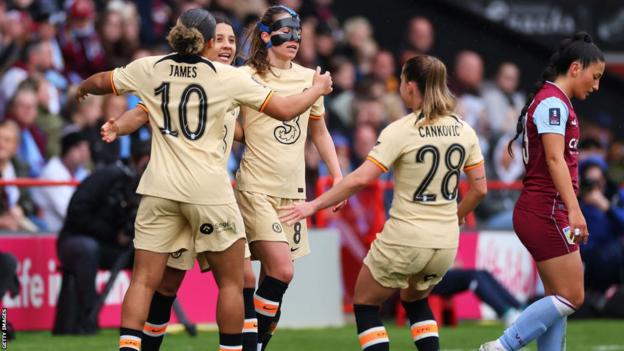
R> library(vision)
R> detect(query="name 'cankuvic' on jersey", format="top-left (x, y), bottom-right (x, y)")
top-left (367, 112), bottom-right (483, 248)
top-left (518, 81), bottom-right (579, 210)
top-left (111, 54), bottom-right (273, 204)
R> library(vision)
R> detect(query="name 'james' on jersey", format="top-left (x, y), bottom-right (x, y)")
top-left (111, 54), bottom-right (273, 205)
top-left (367, 112), bottom-right (483, 248)
top-left (235, 63), bottom-right (324, 199)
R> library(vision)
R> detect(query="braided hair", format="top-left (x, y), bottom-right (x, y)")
top-left (508, 32), bottom-right (604, 155)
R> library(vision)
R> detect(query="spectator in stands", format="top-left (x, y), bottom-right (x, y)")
top-left (399, 16), bottom-right (434, 64)
top-left (482, 62), bottom-right (525, 136)
top-left (32, 130), bottom-right (90, 232)
top-left (372, 50), bottom-right (398, 93)
top-left (5, 86), bottom-right (47, 177)
top-left (314, 22), bottom-right (336, 70)
top-left (0, 120), bottom-right (37, 231)
top-left (327, 56), bottom-right (356, 132)
top-left (351, 123), bottom-right (378, 167)
top-left (97, 8), bottom-right (135, 70)
top-left (352, 95), bottom-right (387, 131)
top-left (451, 50), bottom-right (489, 153)
top-left (0, 9), bottom-right (29, 73)
top-left (607, 140), bottom-right (624, 184)
top-left (338, 16), bottom-right (376, 76)
top-left (0, 39), bottom-right (60, 116)
top-left (578, 157), bottom-right (624, 293)
top-left (59, 0), bottom-right (106, 82)
top-left (26, 75), bottom-right (64, 159)
top-left (53, 142), bottom-right (149, 334)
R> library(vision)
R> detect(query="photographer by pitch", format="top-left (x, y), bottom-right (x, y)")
top-left (578, 156), bottom-right (624, 294)
top-left (54, 142), bottom-right (150, 334)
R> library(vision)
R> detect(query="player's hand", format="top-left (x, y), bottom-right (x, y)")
top-left (279, 201), bottom-right (317, 226)
top-left (457, 215), bottom-right (466, 226)
top-left (331, 177), bottom-right (347, 212)
top-left (312, 66), bottom-right (333, 95)
top-left (568, 208), bottom-right (589, 245)
top-left (100, 118), bottom-right (119, 143)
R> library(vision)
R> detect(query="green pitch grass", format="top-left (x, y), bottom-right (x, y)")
top-left (8, 320), bottom-right (624, 350)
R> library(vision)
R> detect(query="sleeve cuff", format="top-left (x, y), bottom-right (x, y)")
top-left (259, 90), bottom-right (274, 113)
top-left (464, 159), bottom-right (484, 171)
top-left (367, 156), bottom-right (389, 173)
top-left (110, 71), bottom-right (119, 96)
top-left (136, 103), bottom-right (148, 114)
top-left (309, 113), bottom-right (324, 120)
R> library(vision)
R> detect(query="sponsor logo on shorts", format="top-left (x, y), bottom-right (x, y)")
top-left (423, 274), bottom-right (438, 282)
top-left (200, 223), bottom-right (214, 235)
top-left (200, 222), bottom-right (236, 235)
top-left (272, 223), bottom-right (283, 233)
top-left (170, 249), bottom-right (184, 258)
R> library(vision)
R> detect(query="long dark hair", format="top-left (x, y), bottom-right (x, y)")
top-left (244, 6), bottom-right (293, 78)
top-left (508, 32), bottom-right (604, 155)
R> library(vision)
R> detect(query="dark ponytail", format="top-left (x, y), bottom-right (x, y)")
top-left (508, 31), bottom-right (604, 156)
top-left (166, 8), bottom-right (216, 56)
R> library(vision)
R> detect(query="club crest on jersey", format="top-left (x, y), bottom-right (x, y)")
top-left (272, 223), bottom-right (283, 233)
top-left (274, 116), bottom-right (301, 145)
top-left (549, 108), bottom-right (561, 125)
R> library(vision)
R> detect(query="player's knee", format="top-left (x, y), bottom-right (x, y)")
top-left (558, 289), bottom-right (584, 310)
top-left (568, 290), bottom-right (585, 310)
top-left (243, 269), bottom-right (256, 288)
top-left (266, 265), bottom-right (293, 283)
top-left (157, 280), bottom-right (179, 297)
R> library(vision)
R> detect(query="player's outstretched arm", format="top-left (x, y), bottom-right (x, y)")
top-left (262, 67), bottom-right (333, 121)
top-left (101, 106), bottom-right (149, 143)
top-left (457, 163), bottom-right (487, 225)
top-left (279, 160), bottom-right (381, 225)
top-left (77, 71), bottom-right (114, 101)
top-left (309, 116), bottom-right (346, 212)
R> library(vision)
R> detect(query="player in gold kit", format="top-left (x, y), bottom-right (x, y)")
top-left (280, 55), bottom-right (487, 351)
top-left (76, 8), bottom-right (332, 351)
top-left (235, 6), bottom-right (345, 350)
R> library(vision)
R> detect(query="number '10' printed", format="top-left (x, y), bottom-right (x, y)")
top-left (155, 82), bottom-right (208, 141)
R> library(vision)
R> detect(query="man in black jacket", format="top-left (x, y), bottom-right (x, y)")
top-left (53, 142), bottom-right (150, 334)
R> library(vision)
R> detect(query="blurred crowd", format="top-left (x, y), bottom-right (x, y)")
top-left (0, 0), bottom-right (623, 239)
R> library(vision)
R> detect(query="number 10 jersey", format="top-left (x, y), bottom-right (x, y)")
top-left (111, 53), bottom-right (273, 205)
top-left (367, 112), bottom-right (483, 248)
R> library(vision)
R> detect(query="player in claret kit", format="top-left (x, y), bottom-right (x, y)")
top-left (479, 32), bottom-right (605, 351)
top-left (280, 55), bottom-right (487, 351)
top-left (77, 8), bottom-right (332, 351)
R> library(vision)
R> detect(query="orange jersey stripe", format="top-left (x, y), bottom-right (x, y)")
top-left (136, 103), bottom-right (148, 114)
top-left (367, 156), bottom-right (388, 173)
top-left (463, 159), bottom-right (484, 171)
top-left (259, 90), bottom-right (275, 113)
top-left (110, 71), bottom-right (119, 96)
top-left (309, 114), bottom-right (324, 120)
top-left (359, 327), bottom-right (388, 348)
